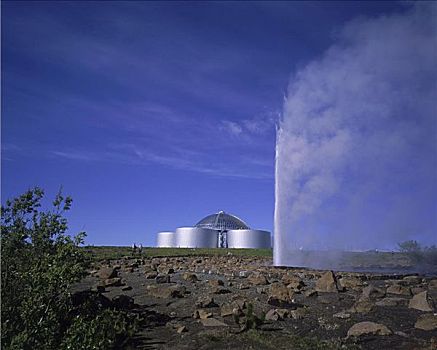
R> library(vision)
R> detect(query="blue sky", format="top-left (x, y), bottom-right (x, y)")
top-left (1, 1), bottom-right (419, 247)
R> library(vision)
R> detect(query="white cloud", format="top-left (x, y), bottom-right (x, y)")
top-left (220, 120), bottom-right (243, 136)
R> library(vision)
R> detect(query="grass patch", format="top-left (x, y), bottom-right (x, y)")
top-left (83, 246), bottom-right (272, 262)
top-left (243, 329), bottom-right (355, 350)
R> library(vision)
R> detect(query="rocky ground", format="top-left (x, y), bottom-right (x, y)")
top-left (74, 255), bottom-right (437, 349)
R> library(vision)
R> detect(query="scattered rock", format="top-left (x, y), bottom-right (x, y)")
top-left (145, 272), bottom-right (158, 279)
top-left (387, 284), bottom-right (411, 296)
top-left (193, 309), bottom-right (213, 319)
top-left (359, 285), bottom-right (386, 301)
top-left (349, 300), bottom-right (374, 313)
top-left (304, 289), bottom-right (318, 297)
top-left (232, 298), bottom-right (247, 310)
top-left (289, 308), bottom-right (306, 320)
top-left (104, 277), bottom-right (123, 287)
top-left (177, 325), bottom-right (187, 333)
top-left (402, 276), bottom-right (422, 285)
top-left (414, 313), bottom-right (437, 331)
top-left (265, 309), bottom-right (279, 321)
top-left (98, 267), bottom-right (118, 280)
top-left (376, 297), bottom-right (408, 307)
top-left (315, 271), bottom-right (339, 293)
top-left (91, 283), bottom-right (105, 293)
top-left (429, 279), bottom-right (437, 290)
top-left (347, 321), bottom-right (392, 337)
top-left (338, 276), bottom-right (364, 290)
top-left (146, 284), bottom-right (186, 298)
top-left (199, 318), bottom-right (228, 327)
top-left (318, 317), bottom-right (340, 330)
top-left (256, 286), bottom-right (269, 294)
top-left (409, 291), bottom-right (434, 312)
top-left (208, 279), bottom-right (224, 287)
top-left (157, 266), bottom-right (174, 275)
top-left (196, 296), bottom-right (218, 308)
top-left (248, 273), bottom-right (269, 286)
top-left (182, 272), bottom-right (198, 283)
top-left (268, 282), bottom-right (294, 304)
top-left (155, 274), bottom-right (171, 284)
top-left (213, 287), bottom-right (232, 294)
top-left (239, 271), bottom-right (250, 278)
top-left (220, 303), bottom-right (239, 317)
top-left (394, 331), bottom-right (408, 337)
top-left (411, 287), bottom-right (426, 295)
top-left (318, 293), bottom-right (340, 304)
top-left (333, 311), bottom-right (351, 319)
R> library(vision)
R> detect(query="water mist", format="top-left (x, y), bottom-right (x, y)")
top-left (273, 2), bottom-right (437, 268)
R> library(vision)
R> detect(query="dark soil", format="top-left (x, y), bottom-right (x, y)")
top-left (73, 255), bottom-right (437, 349)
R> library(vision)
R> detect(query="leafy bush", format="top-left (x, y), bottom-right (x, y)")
top-left (398, 240), bottom-right (421, 253)
top-left (1, 188), bottom-right (138, 350)
top-left (397, 240), bottom-right (437, 266)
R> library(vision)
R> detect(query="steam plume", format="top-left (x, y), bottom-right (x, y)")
top-left (274, 3), bottom-right (437, 266)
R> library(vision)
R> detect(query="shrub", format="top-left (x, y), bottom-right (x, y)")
top-left (397, 240), bottom-right (437, 266)
top-left (1, 188), bottom-right (138, 349)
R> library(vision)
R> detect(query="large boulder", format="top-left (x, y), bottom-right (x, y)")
top-left (338, 276), bottom-right (364, 290)
top-left (409, 291), bottom-right (434, 312)
top-left (315, 271), bottom-right (339, 293)
top-left (415, 314), bottom-right (437, 331)
top-left (97, 267), bottom-right (118, 280)
top-left (347, 321), bottom-right (392, 337)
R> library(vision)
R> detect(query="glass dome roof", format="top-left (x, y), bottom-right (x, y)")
top-left (195, 211), bottom-right (250, 231)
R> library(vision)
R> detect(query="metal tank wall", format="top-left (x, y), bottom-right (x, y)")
top-left (156, 231), bottom-right (176, 248)
top-left (175, 227), bottom-right (218, 248)
top-left (226, 230), bottom-right (271, 249)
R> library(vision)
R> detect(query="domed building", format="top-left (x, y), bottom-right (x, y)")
top-left (156, 211), bottom-right (271, 249)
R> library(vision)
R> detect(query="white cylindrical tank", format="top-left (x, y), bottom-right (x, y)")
top-left (175, 227), bottom-right (218, 248)
top-left (227, 229), bottom-right (271, 249)
top-left (156, 231), bottom-right (176, 247)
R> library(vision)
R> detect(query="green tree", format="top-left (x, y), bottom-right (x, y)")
top-left (1, 188), bottom-right (87, 349)
top-left (1, 188), bottom-right (138, 349)
top-left (397, 240), bottom-right (421, 253)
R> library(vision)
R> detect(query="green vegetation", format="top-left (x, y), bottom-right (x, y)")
top-left (241, 329), bottom-right (354, 350)
top-left (84, 245), bottom-right (272, 262)
top-left (1, 188), bottom-right (138, 350)
top-left (397, 240), bottom-right (437, 266)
